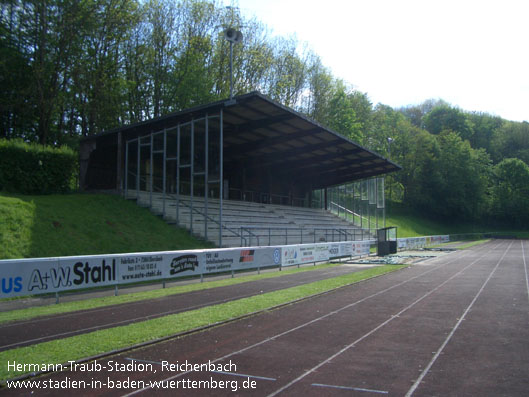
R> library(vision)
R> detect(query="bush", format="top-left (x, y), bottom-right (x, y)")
top-left (0, 139), bottom-right (77, 194)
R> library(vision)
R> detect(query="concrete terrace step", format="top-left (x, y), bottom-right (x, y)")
top-left (126, 190), bottom-right (369, 247)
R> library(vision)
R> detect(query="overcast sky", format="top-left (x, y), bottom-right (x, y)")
top-left (225, 0), bottom-right (528, 122)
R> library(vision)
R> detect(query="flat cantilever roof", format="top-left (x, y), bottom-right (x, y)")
top-left (83, 91), bottom-right (401, 189)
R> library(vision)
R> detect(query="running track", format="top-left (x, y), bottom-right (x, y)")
top-left (0, 264), bottom-right (369, 351)
top-left (3, 240), bottom-right (529, 396)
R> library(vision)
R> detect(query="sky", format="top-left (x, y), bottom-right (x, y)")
top-left (222, 0), bottom-right (528, 122)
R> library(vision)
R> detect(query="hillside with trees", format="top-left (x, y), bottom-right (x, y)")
top-left (1, 0), bottom-right (528, 227)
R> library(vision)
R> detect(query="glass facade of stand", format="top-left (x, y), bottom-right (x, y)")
top-left (124, 106), bottom-right (386, 246)
top-left (311, 177), bottom-right (385, 236)
top-left (124, 111), bottom-right (224, 246)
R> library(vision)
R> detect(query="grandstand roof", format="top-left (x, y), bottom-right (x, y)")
top-left (84, 91), bottom-right (400, 189)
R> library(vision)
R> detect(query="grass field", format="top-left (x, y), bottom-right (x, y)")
top-left (0, 193), bottom-right (212, 260)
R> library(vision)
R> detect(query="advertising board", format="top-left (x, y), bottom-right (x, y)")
top-left (0, 239), bottom-right (377, 298)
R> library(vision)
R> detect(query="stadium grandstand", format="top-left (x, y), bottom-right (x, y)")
top-left (79, 92), bottom-right (400, 247)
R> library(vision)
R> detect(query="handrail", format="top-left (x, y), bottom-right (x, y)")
top-left (240, 227), bottom-right (260, 247)
top-left (236, 226), bottom-right (372, 247)
top-left (228, 187), bottom-right (306, 207)
top-left (329, 201), bottom-right (358, 217)
top-left (175, 196), bottom-right (244, 240)
top-left (329, 201), bottom-right (377, 231)
top-left (126, 177), bottom-right (372, 248)
top-left (329, 201), bottom-right (368, 224)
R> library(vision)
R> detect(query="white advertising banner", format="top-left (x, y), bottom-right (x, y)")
top-left (282, 243), bottom-right (332, 267)
top-left (0, 258), bottom-right (58, 297)
top-left (156, 251), bottom-right (203, 279)
top-left (0, 252), bottom-right (185, 298)
top-left (202, 247), bottom-right (281, 274)
top-left (328, 241), bottom-right (340, 259)
top-left (352, 240), bottom-right (372, 256)
top-left (396, 235), bottom-right (450, 250)
top-left (281, 241), bottom-right (372, 267)
top-left (0, 237), bottom-right (384, 298)
top-left (0, 247), bottom-right (281, 298)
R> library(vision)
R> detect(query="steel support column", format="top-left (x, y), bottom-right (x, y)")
top-left (219, 109), bottom-right (224, 248)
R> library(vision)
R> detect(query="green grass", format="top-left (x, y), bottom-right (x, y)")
top-left (0, 193), bottom-right (212, 260)
top-left (385, 203), bottom-right (463, 237)
top-left (0, 263), bottom-right (341, 324)
top-left (0, 265), bottom-right (404, 381)
top-left (385, 202), bottom-right (529, 238)
top-left (453, 239), bottom-right (490, 249)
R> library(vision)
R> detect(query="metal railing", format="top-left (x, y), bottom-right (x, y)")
top-left (127, 177), bottom-right (373, 248)
top-left (329, 201), bottom-right (377, 234)
top-left (126, 173), bottom-right (246, 246)
top-left (228, 188), bottom-right (307, 207)
top-left (238, 226), bottom-right (372, 247)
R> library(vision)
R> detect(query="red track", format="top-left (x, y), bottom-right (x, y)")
top-left (3, 240), bottom-right (529, 396)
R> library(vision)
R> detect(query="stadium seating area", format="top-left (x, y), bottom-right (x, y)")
top-left (128, 191), bottom-right (369, 247)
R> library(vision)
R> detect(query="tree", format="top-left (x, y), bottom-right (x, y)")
top-left (78, 0), bottom-right (140, 135)
top-left (324, 84), bottom-right (362, 141)
top-left (237, 20), bottom-right (274, 94)
top-left (302, 55), bottom-right (334, 122)
top-left (467, 112), bottom-right (503, 155)
top-left (265, 36), bottom-right (308, 107)
top-left (0, 0), bottom-right (94, 144)
top-left (435, 131), bottom-right (491, 220)
top-left (423, 104), bottom-right (474, 141)
top-left (491, 158), bottom-right (529, 226)
top-left (145, 0), bottom-right (178, 117)
top-left (398, 99), bottom-right (448, 128)
top-left (397, 128), bottom-right (441, 212)
top-left (495, 121), bottom-right (529, 165)
top-left (0, 1), bottom-right (36, 140)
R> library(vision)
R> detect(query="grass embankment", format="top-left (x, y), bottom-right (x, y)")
top-left (385, 203), bottom-right (473, 237)
top-left (0, 265), bottom-right (405, 381)
top-left (0, 193), bottom-right (212, 260)
top-left (385, 202), bottom-right (529, 238)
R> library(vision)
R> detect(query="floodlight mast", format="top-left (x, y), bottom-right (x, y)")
top-left (387, 137), bottom-right (394, 158)
top-left (224, 28), bottom-right (243, 101)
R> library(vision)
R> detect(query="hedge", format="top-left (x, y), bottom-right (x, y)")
top-left (0, 139), bottom-right (77, 194)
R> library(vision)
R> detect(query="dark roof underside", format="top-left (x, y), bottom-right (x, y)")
top-left (221, 93), bottom-right (400, 189)
top-left (89, 92), bottom-right (401, 189)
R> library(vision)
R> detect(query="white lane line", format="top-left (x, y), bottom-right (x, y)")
top-left (212, 370), bottom-right (276, 381)
top-left (0, 266), bottom-right (362, 330)
top-left (0, 290), bottom-right (287, 350)
top-left (0, 264), bottom-right (391, 349)
top-left (265, 246), bottom-right (496, 397)
top-left (312, 383), bottom-right (388, 394)
top-left (0, 243), bottom-right (471, 333)
top-left (121, 244), bottom-right (489, 397)
top-left (522, 240), bottom-right (529, 305)
top-left (6, 268), bottom-right (330, 329)
top-left (405, 240), bottom-right (513, 397)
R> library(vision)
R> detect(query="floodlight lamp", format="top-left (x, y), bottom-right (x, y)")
top-left (224, 28), bottom-right (243, 44)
